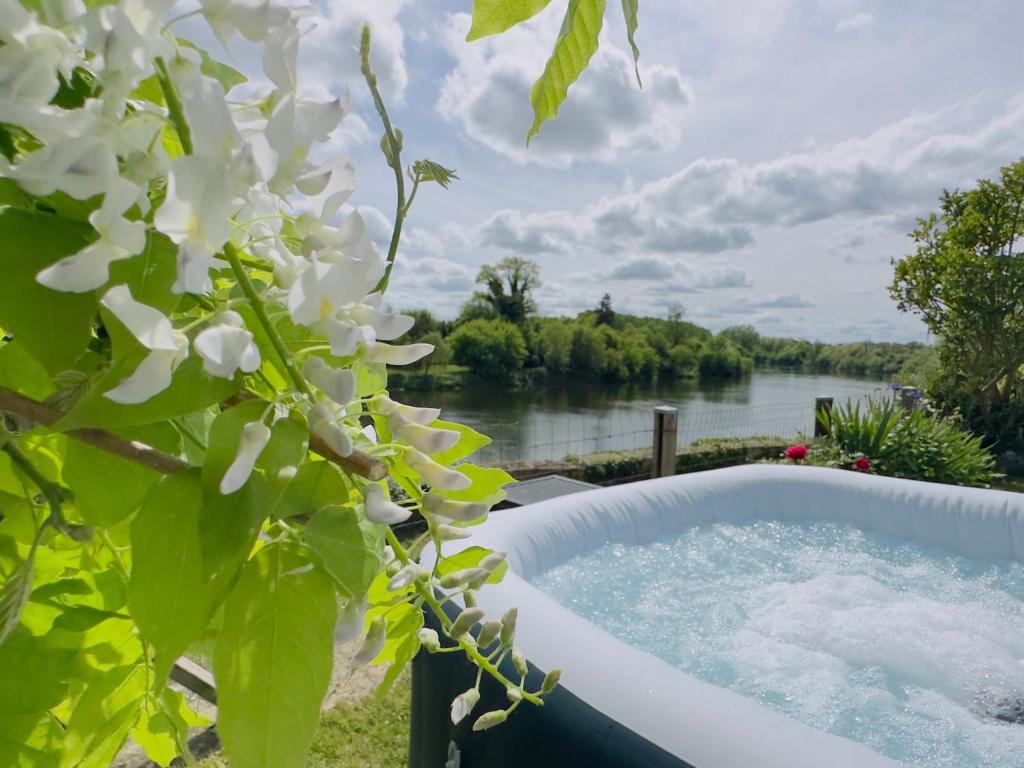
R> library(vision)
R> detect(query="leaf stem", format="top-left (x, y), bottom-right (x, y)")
top-left (383, 527), bottom-right (543, 707)
top-left (360, 25), bottom-right (405, 296)
top-left (154, 56), bottom-right (193, 156)
top-left (223, 243), bottom-right (312, 398)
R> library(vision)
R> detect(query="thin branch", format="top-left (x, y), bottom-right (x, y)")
top-left (361, 25), bottom-right (405, 295)
top-left (0, 386), bottom-right (387, 481)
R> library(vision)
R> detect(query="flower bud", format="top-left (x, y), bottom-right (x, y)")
top-left (435, 524), bottom-right (472, 541)
top-left (541, 668), bottom-right (562, 694)
top-left (438, 567), bottom-right (486, 590)
top-left (363, 341), bottom-right (433, 366)
top-left (511, 647), bottom-right (528, 678)
top-left (422, 492), bottom-right (489, 522)
top-left (448, 607), bottom-right (485, 639)
top-left (351, 615), bottom-right (386, 668)
top-left (499, 607), bottom-right (517, 647)
top-left (506, 687), bottom-right (522, 703)
top-left (405, 451), bottom-right (471, 491)
top-left (364, 484), bottom-right (412, 524)
top-left (462, 590), bottom-right (477, 608)
top-left (387, 563), bottom-right (426, 592)
top-left (386, 560), bottom-right (401, 577)
top-left (450, 687), bottom-right (480, 725)
top-left (303, 357), bottom-right (356, 406)
top-left (376, 395), bottom-right (440, 425)
top-left (335, 599), bottom-right (366, 644)
top-left (478, 551), bottom-right (507, 574)
top-left (418, 628), bottom-right (440, 653)
top-left (220, 421), bottom-right (272, 494)
top-left (475, 619), bottom-right (501, 649)
top-left (309, 404), bottom-right (352, 457)
top-left (472, 709), bottom-right (507, 732)
top-left (392, 419), bottom-right (461, 454)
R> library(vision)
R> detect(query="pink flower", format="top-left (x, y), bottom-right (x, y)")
top-left (784, 444), bottom-right (808, 461)
top-left (853, 457), bottom-right (871, 472)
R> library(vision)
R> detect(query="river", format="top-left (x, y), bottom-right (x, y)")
top-left (399, 371), bottom-right (889, 464)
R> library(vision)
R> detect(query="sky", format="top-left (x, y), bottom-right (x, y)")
top-left (244, 0), bottom-right (1024, 342)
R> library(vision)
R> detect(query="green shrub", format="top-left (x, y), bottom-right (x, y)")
top-left (698, 336), bottom-right (752, 379)
top-left (448, 318), bottom-right (527, 377)
top-left (815, 397), bottom-right (998, 487)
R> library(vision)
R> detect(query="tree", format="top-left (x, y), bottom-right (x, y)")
top-left (890, 158), bottom-right (1024, 427)
top-left (538, 321), bottom-right (573, 375)
top-left (449, 319), bottom-right (528, 377)
top-left (595, 293), bottom-right (616, 326)
top-left (721, 325), bottom-right (760, 355)
top-left (473, 257), bottom-right (541, 325)
top-left (402, 308), bottom-right (438, 340)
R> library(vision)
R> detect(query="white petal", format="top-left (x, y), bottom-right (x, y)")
top-left (100, 285), bottom-right (178, 350)
top-left (376, 396), bottom-right (440, 426)
top-left (405, 449), bottom-right (471, 491)
top-left (364, 484), bottom-right (412, 525)
top-left (37, 240), bottom-right (123, 292)
top-left (303, 357), bottom-right (356, 405)
top-left (195, 321), bottom-right (261, 378)
top-left (349, 304), bottom-right (415, 341)
top-left (309, 403), bottom-right (352, 457)
top-left (334, 599), bottom-right (366, 644)
top-left (103, 347), bottom-right (179, 404)
top-left (422, 493), bottom-right (490, 524)
top-left (220, 421), bottom-right (272, 494)
top-left (362, 342), bottom-right (433, 366)
top-left (8, 136), bottom-right (117, 198)
top-left (393, 421), bottom-right (460, 455)
top-left (386, 563), bottom-right (425, 592)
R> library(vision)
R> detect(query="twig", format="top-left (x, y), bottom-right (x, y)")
top-left (360, 25), bottom-right (405, 295)
top-left (0, 386), bottom-right (387, 481)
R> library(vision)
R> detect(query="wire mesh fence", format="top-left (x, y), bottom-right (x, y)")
top-left (478, 400), bottom-right (823, 466)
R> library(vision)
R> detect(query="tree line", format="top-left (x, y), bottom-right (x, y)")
top-left (397, 257), bottom-right (923, 386)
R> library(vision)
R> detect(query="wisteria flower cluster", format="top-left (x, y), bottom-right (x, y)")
top-left (0, 2), bottom-right (558, 765)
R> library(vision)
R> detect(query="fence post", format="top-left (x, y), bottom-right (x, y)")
top-left (652, 405), bottom-right (678, 478)
top-left (899, 386), bottom-right (917, 411)
top-left (814, 397), bottom-right (834, 438)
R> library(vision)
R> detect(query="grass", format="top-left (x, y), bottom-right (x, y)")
top-left (199, 674), bottom-right (410, 767)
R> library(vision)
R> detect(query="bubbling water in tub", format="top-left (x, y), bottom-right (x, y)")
top-left (532, 520), bottom-right (1024, 768)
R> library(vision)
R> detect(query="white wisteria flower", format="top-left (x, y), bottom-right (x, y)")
top-left (100, 285), bottom-right (189, 404)
top-left (391, 420), bottom-right (460, 455)
top-left (404, 449), bottom-right (471, 491)
top-left (220, 420), bottom-right (272, 494)
top-left (302, 356), bottom-right (355, 406)
top-left (308, 403), bottom-right (352, 457)
top-left (375, 396), bottom-right (441, 425)
top-left (422, 493), bottom-right (490, 524)
top-left (194, 311), bottom-right (261, 378)
top-left (450, 688), bottom-right (480, 725)
top-left (0, 5), bottom-right (78, 107)
top-left (154, 155), bottom-right (234, 294)
top-left (363, 341), bottom-right (434, 366)
top-left (3, 135), bottom-right (118, 199)
top-left (37, 179), bottom-right (145, 292)
top-left (200, 0), bottom-right (295, 45)
top-left (364, 484), bottom-right (411, 525)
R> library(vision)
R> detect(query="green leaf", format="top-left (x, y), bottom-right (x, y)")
top-left (467, 0), bottom-right (553, 40)
top-left (272, 460), bottom-right (350, 519)
top-left (429, 419), bottom-right (490, 466)
top-left (60, 664), bottom-right (146, 768)
top-left (0, 341), bottom-right (55, 400)
top-left (176, 38), bottom-right (248, 92)
top-left (620, 0), bottom-right (641, 86)
top-left (411, 159), bottom-right (459, 189)
top-left (376, 631), bottom-right (419, 697)
top-left (57, 354), bottom-right (240, 431)
top-left (198, 478), bottom-right (269, 601)
top-left (63, 428), bottom-right (166, 527)
top-left (435, 464), bottom-right (515, 505)
top-left (366, 600), bottom-right (422, 666)
top-left (214, 544), bottom-right (336, 768)
top-left (435, 545), bottom-right (507, 584)
top-left (526, 0), bottom-right (606, 144)
top-left (202, 400), bottom-right (268, 493)
top-left (0, 555), bottom-right (33, 645)
top-left (0, 630), bottom-right (75, 717)
top-left (303, 505), bottom-right (383, 599)
top-left (0, 209), bottom-right (98, 374)
top-left (128, 470), bottom-right (211, 683)
top-left (107, 231), bottom-right (180, 314)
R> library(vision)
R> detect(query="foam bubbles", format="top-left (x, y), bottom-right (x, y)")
top-left (532, 520), bottom-right (1024, 768)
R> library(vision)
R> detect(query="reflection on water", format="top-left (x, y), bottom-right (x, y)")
top-left (399, 371), bottom-right (888, 463)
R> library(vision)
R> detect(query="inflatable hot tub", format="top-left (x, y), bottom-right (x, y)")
top-left (409, 465), bottom-right (1024, 768)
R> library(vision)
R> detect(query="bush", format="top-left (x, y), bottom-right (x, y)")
top-left (698, 336), bottom-right (752, 379)
top-left (813, 397), bottom-right (998, 487)
top-left (448, 319), bottom-right (527, 377)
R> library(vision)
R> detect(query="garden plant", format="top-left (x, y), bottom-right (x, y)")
top-left (0, 0), bottom-right (645, 766)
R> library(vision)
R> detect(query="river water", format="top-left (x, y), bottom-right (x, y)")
top-left (399, 371), bottom-right (888, 464)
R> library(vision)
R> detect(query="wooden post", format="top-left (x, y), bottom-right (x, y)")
top-left (652, 405), bottom-right (678, 478)
top-left (814, 397), bottom-right (834, 438)
top-left (899, 386), bottom-right (917, 411)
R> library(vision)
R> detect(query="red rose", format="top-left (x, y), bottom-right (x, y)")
top-left (784, 444), bottom-right (808, 461)
top-left (853, 457), bottom-right (871, 472)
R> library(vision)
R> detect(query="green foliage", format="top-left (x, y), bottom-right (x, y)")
top-left (620, 0), bottom-right (641, 85)
top-left (890, 157), bottom-right (1024, 449)
top-left (697, 335), bottom-right (751, 380)
top-left (449, 319), bottom-right (528, 377)
top-left (214, 544), bottom-right (337, 768)
top-left (472, 257), bottom-right (541, 325)
top-left (527, 0), bottom-right (607, 143)
top-left (467, 0), bottom-right (553, 40)
top-left (814, 397), bottom-right (998, 487)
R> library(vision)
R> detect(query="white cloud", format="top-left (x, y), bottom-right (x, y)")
top-left (436, 13), bottom-right (694, 168)
top-left (302, 0), bottom-right (409, 104)
top-left (836, 12), bottom-right (874, 32)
